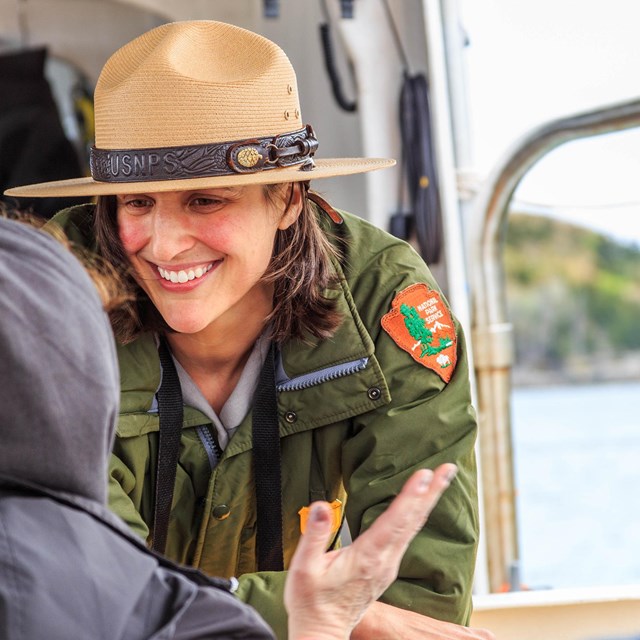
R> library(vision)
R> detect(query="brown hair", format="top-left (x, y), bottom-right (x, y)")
top-left (94, 183), bottom-right (343, 344)
top-left (0, 203), bottom-right (133, 317)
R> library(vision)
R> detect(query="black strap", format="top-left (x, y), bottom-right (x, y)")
top-left (252, 343), bottom-right (284, 571)
top-left (151, 337), bottom-right (284, 570)
top-left (152, 336), bottom-right (184, 555)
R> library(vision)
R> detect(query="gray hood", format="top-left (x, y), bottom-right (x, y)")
top-left (0, 217), bottom-right (119, 504)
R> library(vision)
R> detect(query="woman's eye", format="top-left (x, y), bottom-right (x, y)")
top-left (190, 197), bottom-right (225, 210)
top-left (192, 197), bottom-right (221, 206)
top-left (121, 198), bottom-right (152, 209)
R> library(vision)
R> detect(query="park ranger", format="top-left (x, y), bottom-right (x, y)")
top-left (6, 20), bottom-right (480, 640)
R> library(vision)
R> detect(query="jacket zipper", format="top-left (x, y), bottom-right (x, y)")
top-left (196, 424), bottom-right (222, 470)
top-left (276, 356), bottom-right (369, 392)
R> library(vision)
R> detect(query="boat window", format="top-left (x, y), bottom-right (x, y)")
top-left (460, 0), bottom-right (640, 591)
top-left (506, 147), bottom-right (640, 590)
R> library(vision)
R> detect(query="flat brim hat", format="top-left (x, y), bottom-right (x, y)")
top-left (5, 20), bottom-right (394, 198)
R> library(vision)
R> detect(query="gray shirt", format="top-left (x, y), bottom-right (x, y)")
top-left (173, 334), bottom-right (271, 451)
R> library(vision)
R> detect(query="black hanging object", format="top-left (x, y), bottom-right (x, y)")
top-left (319, 0), bottom-right (357, 113)
top-left (389, 210), bottom-right (414, 241)
top-left (399, 72), bottom-right (443, 264)
top-left (381, 0), bottom-right (443, 263)
top-left (319, 24), bottom-right (357, 112)
top-left (0, 47), bottom-right (86, 218)
top-left (252, 343), bottom-right (284, 572)
top-left (152, 337), bottom-right (184, 555)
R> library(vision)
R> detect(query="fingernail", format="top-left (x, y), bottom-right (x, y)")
top-left (310, 503), bottom-right (330, 524)
top-left (445, 465), bottom-right (458, 483)
top-left (417, 469), bottom-right (434, 493)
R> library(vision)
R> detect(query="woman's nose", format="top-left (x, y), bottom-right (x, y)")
top-left (148, 206), bottom-right (195, 262)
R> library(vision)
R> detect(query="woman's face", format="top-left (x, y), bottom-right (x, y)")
top-left (116, 184), bottom-right (299, 335)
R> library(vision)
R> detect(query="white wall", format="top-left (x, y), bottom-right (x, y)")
top-left (0, 0), bottom-right (430, 223)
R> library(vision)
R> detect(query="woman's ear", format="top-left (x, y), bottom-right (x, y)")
top-left (278, 183), bottom-right (304, 230)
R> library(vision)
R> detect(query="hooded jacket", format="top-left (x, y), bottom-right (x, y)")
top-left (50, 202), bottom-right (480, 639)
top-left (0, 217), bottom-right (274, 640)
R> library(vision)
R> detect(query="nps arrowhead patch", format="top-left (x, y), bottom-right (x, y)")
top-left (381, 283), bottom-right (457, 383)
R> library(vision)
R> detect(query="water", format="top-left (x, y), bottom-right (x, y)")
top-left (511, 380), bottom-right (640, 590)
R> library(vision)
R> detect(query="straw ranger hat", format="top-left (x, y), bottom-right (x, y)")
top-left (5, 20), bottom-right (394, 198)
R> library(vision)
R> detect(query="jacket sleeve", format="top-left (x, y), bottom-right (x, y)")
top-left (341, 233), bottom-right (479, 625)
top-left (347, 321), bottom-right (478, 624)
top-left (132, 566), bottom-right (276, 640)
top-left (165, 573), bottom-right (276, 640)
top-left (234, 572), bottom-right (289, 639)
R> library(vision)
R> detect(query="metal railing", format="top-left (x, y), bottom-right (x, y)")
top-left (469, 97), bottom-right (640, 592)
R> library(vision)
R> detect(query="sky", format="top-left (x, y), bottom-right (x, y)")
top-left (458, 0), bottom-right (640, 244)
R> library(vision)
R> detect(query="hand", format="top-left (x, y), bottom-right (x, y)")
top-left (350, 601), bottom-right (496, 640)
top-left (284, 464), bottom-right (462, 640)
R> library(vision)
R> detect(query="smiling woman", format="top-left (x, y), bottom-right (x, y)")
top-left (95, 182), bottom-right (341, 349)
top-left (112, 186), bottom-right (296, 337)
top-left (5, 19), bottom-right (483, 640)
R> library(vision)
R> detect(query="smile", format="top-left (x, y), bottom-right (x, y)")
top-left (157, 262), bottom-right (215, 283)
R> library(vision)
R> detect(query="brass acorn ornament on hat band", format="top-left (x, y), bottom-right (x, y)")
top-left (5, 20), bottom-right (394, 198)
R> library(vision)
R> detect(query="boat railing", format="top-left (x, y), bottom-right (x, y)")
top-left (469, 97), bottom-right (640, 593)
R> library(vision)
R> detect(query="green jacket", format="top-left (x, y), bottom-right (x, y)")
top-left (51, 203), bottom-right (479, 639)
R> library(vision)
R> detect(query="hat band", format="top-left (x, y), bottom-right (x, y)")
top-left (89, 125), bottom-right (318, 183)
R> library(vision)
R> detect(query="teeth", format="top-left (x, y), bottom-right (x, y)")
top-left (158, 263), bottom-right (214, 283)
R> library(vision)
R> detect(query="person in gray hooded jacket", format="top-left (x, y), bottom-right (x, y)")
top-left (0, 215), bottom-right (462, 640)
top-left (0, 216), bottom-right (275, 640)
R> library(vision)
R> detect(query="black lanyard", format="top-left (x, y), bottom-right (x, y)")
top-left (251, 342), bottom-right (284, 571)
top-left (152, 338), bottom-right (284, 572)
top-left (152, 336), bottom-right (183, 555)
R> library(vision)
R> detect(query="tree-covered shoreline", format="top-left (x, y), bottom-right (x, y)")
top-left (504, 212), bottom-right (640, 386)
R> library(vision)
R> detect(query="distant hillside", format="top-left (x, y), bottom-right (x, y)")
top-left (504, 212), bottom-right (640, 384)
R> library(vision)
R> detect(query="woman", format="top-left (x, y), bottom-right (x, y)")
top-left (6, 20), bottom-right (481, 639)
top-left (0, 214), bottom-right (461, 640)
